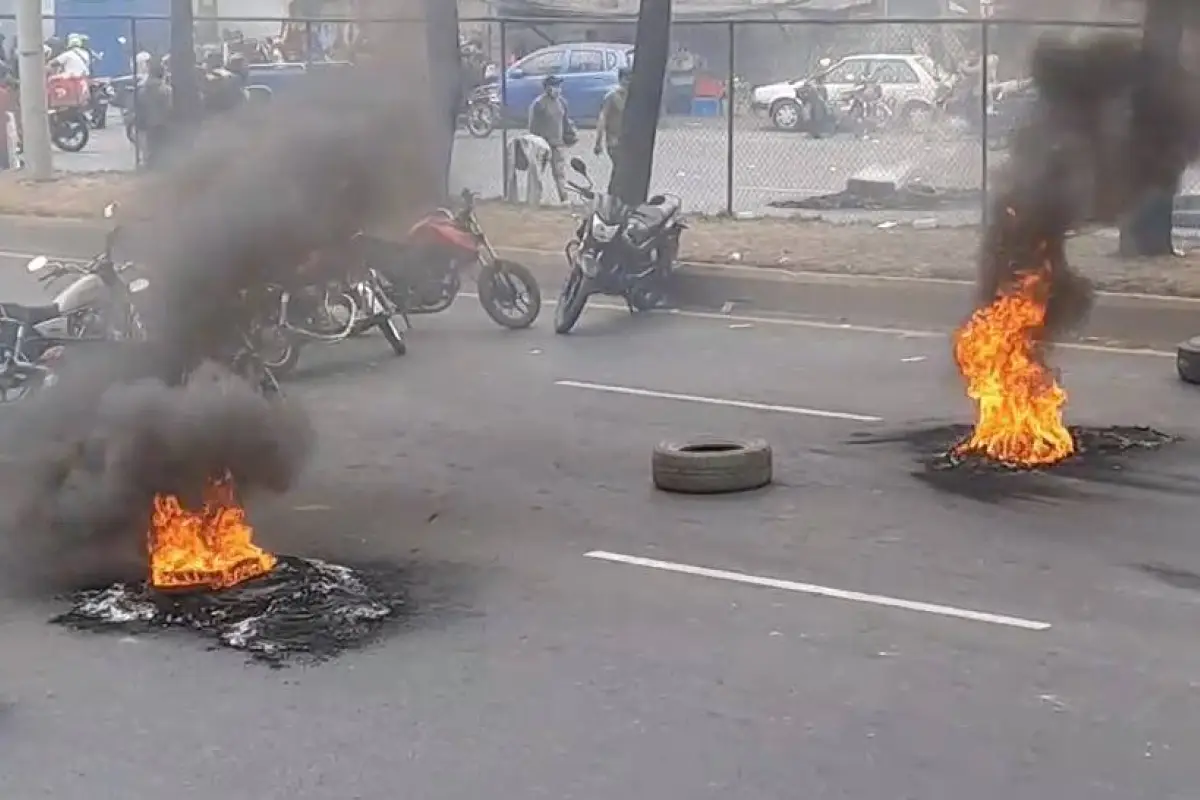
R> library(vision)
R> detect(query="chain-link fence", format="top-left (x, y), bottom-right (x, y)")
top-left (27, 12), bottom-right (1197, 220)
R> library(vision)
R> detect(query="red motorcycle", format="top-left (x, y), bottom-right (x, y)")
top-left (369, 190), bottom-right (542, 330)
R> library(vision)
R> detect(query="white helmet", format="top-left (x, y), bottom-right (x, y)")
top-left (66, 33), bottom-right (83, 49)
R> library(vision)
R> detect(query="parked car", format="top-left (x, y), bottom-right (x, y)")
top-left (752, 53), bottom-right (945, 132)
top-left (493, 42), bottom-right (634, 124)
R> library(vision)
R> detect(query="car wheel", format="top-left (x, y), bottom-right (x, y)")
top-left (652, 438), bottom-right (773, 495)
top-left (770, 99), bottom-right (802, 131)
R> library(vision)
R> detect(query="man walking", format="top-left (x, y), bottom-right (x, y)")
top-left (595, 66), bottom-right (631, 193)
top-left (527, 74), bottom-right (574, 204)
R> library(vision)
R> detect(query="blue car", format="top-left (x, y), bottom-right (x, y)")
top-left (496, 42), bottom-right (634, 125)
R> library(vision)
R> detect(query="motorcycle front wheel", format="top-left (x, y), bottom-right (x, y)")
top-left (479, 260), bottom-right (541, 329)
top-left (378, 315), bottom-right (407, 355)
top-left (554, 267), bottom-right (590, 335)
top-left (51, 113), bottom-right (90, 152)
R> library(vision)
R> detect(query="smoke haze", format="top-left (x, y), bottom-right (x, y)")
top-left (0, 56), bottom-right (443, 594)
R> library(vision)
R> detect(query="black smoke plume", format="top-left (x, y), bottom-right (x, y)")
top-left (977, 32), bottom-right (1200, 337)
top-left (0, 59), bottom-right (441, 595)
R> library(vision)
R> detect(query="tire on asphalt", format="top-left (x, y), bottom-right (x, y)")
top-left (1176, 336), bottom-right (1200, 384)
top-left (652, 438), bottom-right (773, 495)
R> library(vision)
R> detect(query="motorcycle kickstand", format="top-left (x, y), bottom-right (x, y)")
top-left (623, 294), bottom-right (636, 315)
top-left (402, 312), bottom-right (413, 330)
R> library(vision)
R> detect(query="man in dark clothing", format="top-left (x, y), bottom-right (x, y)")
top-left (595, 67), bottom-right (630, 193)
top-left (136, 59), bottom-right (173, 169)
top-left (527, 74), bottom-right (573, 203)
top-left (200, 50), bottom-right (242, 116)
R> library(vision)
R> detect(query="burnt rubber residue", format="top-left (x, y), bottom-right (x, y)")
top-left (847, 424), bottom-right (1190, 503)
top-left (51, 556), bottom-right (412, 668)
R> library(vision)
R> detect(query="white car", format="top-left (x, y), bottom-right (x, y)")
top-left (751, 53), bottom-right (945, 131)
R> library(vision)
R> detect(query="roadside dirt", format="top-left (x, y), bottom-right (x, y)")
top-left (5, 171), bottom-right (1200, 297)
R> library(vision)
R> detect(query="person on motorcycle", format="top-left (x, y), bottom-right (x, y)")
top-left (528, 74), bottom-right (574, 204)
top-left (199, 49), bottom-right (241, 115)
top-left (50, 34), bottom-right (91, 80)
top-left (595, 66), bottom-right (630, 193)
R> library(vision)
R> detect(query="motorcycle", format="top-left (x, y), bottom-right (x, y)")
top-left (87, 78), bottom-right (113, 128)
top-left (370, 189), bottom-right (541, 330)
top-left (555, 158), bottom-right (685, 335)
top-left (844, 79), bottom-right (893, 133)
top-left (27, 203), bottom-right (147, 342)
top-left (248, 278), bottom-right (364, 379)
top-left (49, 106), bottom-right (91, 152)
top-left (464, 84), bottom-right (499, 138)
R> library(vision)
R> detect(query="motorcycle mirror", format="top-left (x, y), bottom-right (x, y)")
top-left (128, 278), bottom-right (149, 294)
top-left (569, 157), bottom-right (587, 175)
top-left (26, 255), bottom-right (48, 273)
top-left (103, 202), bottom-right (117, 219)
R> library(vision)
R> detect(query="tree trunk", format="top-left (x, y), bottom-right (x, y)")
top-left (1118, 0), bottom-right (1186, 258)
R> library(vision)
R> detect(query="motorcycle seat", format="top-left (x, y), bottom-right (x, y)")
top-left (0, 303), bottom-right (60, 326)
top-left (626, 196), bottom-right (681, 245)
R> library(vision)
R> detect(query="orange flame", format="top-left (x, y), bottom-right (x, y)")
top-left (952, 266), bottom-right (1075, 466)
top-left (148, 476), bottom-right (276, 591)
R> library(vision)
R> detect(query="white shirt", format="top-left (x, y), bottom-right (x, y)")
top-left (52, 48), bottom-right (90, 78)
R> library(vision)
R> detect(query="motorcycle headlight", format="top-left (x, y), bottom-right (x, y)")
top-left (580, 251), bottom-right (600, 278)
top-left (591, 217), bottom-right (619, 243)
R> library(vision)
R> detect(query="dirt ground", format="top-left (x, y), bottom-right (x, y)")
top-left (5, 171), bottom-right (1200, 297)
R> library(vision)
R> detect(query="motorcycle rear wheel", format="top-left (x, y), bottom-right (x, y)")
top-left (467, 106), bottom-right (495, 138)
top-left (52, 115), bottom-right (90, 152)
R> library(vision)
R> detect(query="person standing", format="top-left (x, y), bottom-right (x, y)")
top-left (527, 74), bottom-right (574, 204)
top-left (136, 59), bottom-right (173, 169)
top-left (594, 67), bottom-right (631, 193)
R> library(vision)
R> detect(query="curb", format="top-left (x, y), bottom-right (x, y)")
top-left (1, 214), bottom-right (1199, 349)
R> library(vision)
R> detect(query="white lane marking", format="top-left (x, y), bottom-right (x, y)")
top-left (555, 379), bottom-right (882, 423)
top-left (461, 291), bottom-right (1175, 359)
top-left (585, 551), bottom-right (1053, 632)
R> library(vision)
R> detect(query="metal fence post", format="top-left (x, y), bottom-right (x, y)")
top-left (725, 20), bottom-right (735, 216)
top-left (131, 17), bottom-right (141, 170)
top-left (500, 19), bottom-right (509, 199)
top-left (980, 17), bottom-right (990, 227)
top-left (305, 19), bottom-right (313, 65)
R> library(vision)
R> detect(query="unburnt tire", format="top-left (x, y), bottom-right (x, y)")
top-left (1176, 336), bottom-right (1200, 384)
top-left (652, 438), bottom-right (773, 495)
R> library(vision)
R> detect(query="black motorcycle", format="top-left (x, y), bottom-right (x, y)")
top-left (464, 84), bottom-right (499, 138)
top-left (555, 158), bottom-right (685, 335)
top-left (87, 78), bottom-right (113, 128)
top-left (49, 107), bottom-right (90, 152)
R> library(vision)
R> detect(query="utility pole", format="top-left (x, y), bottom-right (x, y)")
top-left (170, 0), bottom-right (201, 127)
top-left (613, 0), bottom-right (672, 207)
top-left (16, 0), bottom-right (51, 179)
top-left (1118, 0), bottom-right (1186, 257)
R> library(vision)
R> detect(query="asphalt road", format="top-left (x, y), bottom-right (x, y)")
top-left (3, 240), bottom-right (1200, 797)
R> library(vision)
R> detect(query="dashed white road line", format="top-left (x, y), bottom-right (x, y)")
top-left (585, 550), bottom-right (1053, 632)
top-left (555, 379), bottom-right (883, 423)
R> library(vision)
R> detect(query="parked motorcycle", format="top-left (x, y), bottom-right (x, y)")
top-left (845, 79), bottom-right (893, 133)
top-left (49, 106), bottom-right (91, 152)
top-left (249, 279), bottom-right (363, 379)
top-left (370, 189), bottom-right (541, 330)
top-left (555, 158), bottom-right (685, 335)
top-left (27, 203), bottom-right (147, 342)
top-left (464, 84), bottom-right (499, 138)
top-left (87, 78), bottom-right (113, 128)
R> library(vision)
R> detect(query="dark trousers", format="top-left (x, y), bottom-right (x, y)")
top-left (606, 143), bottom-right (621, 195)
top-left (141, 125), bottom-right (169, 170)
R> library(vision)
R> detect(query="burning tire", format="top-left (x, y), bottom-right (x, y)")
top-left (652, 438), bottom-right (773, 494)
top-left (1176, 337), bottom-right (1200, 384)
